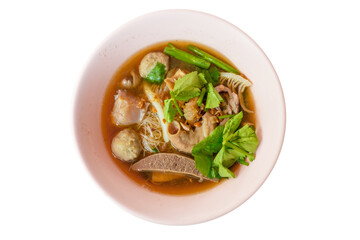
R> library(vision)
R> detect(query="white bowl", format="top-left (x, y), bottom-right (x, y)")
top-left (74, 9), bottom-right (286, 225)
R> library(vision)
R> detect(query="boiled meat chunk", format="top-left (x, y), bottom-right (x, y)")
top-left (111, 89), bottom-right (146, 126)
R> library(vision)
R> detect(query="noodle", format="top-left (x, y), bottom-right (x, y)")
top-left (137, 110), bottom-right (164, 153)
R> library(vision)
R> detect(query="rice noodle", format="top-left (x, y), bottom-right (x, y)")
top-left (140, 81), bottom-right (170, 153)
top-left (137, 110), bottom-right (164, 153)
top-left (219, 72), bottom-right (254, 113)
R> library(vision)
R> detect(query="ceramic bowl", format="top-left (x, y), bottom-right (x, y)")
top-left (74, 9), bottom-right (286, 225)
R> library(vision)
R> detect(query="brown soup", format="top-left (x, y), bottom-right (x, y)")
top-left (101, 41), bottom-right (256, 195)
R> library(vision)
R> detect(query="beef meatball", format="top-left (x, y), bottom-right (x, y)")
top-left (139, 52), bottom-right (169, 78)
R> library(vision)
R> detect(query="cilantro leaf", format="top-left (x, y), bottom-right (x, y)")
top-left (145, 62), bottom-right (166, 84)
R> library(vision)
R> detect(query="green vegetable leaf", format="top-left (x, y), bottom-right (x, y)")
top-left (197, 87), bottom-right (207, 106)
top-left (198, 73), bottom-right (208, 85)
top-left (169, 92), bottom-right (184, 116)
top-left (209, 167), bottom-right (221, 179)
top-left (192, 125), bottom-right (225, 177)
top-left (194, 154), bottom-right (213, 178)
top-left (193, 125), bottom-right (225, 155)
top-left (223, 123), bottom-right (259, 167)
top-left (196, 66), bottom-right (220, 85)
top-left (192, 112), bottom-right (259, 179)
top-left (172, 71), bottom-right (205, 101)
top-left (218, 164), bottom-right (235, 178)
top-left (208, 65), bottom-right (220, 84)
top-left (145, 62), bottom-right (166, 84)
top-left (223, 112), bottom-right (243, 141)
top-left (205, 83), bottom-right (223, 109)
top-left (212, 147), bottom-right (237, 178)
top-left (218, 114), bottom-right (236, 119)
top-left (229, 124), bottom-right (259, 154)
top-left (221, 147), bottom-right (245, 167)
top-left (214, 88), bottom-right (224, 101)
top-left (213, 147), bottom-right (225, 167)
top-left (164, 99), bottom-right (177, 123)
top-left (164, 71), bottom-right (206, 123)
top-left (238, 158), bottom-right (250, 166)
top-left (203, 70), bottom-right (213, 84)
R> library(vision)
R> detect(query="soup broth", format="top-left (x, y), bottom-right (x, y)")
top-left (101, 41), bottom-right (256, 195)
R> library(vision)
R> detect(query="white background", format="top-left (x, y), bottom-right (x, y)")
top-left (1, 0), bottom-right (359, 239)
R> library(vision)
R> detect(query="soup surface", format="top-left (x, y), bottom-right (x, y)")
top-left (101, 41), bottom-right (257, 195)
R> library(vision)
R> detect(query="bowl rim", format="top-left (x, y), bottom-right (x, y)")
top-left (73, 9), bottom-right (286, 225)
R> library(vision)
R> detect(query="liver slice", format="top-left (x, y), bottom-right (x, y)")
top-left (130, 153), bottom-right (218, 182)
